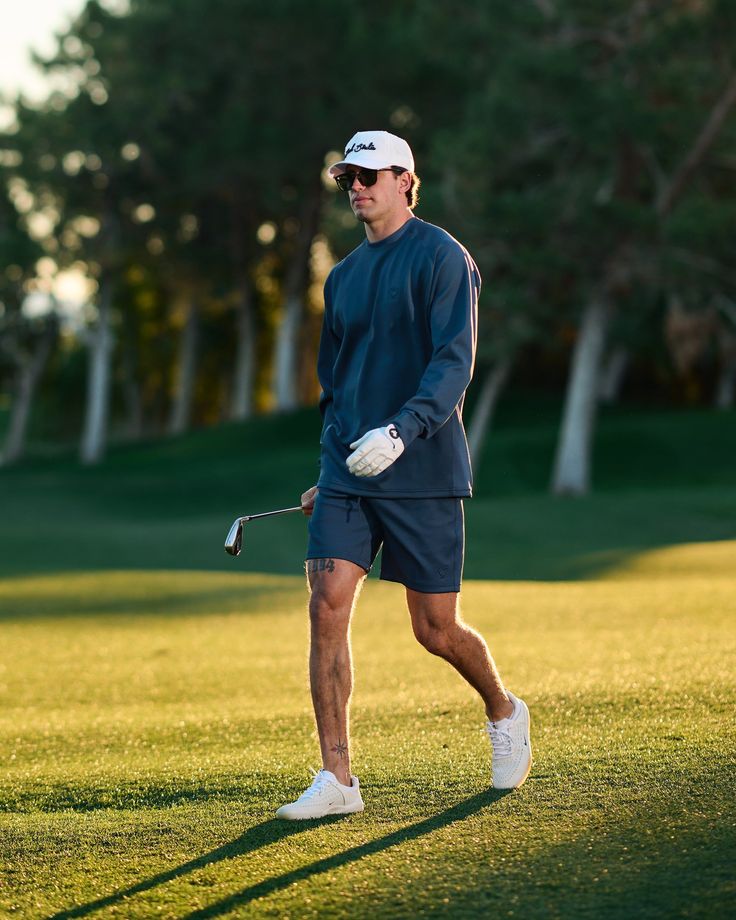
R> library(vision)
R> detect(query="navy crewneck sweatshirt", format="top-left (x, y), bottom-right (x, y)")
top-left (316, 217), bottom-right (480, 497)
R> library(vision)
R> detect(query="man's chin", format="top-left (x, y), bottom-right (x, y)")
top-left (351, 201), bottom-right (371, 223)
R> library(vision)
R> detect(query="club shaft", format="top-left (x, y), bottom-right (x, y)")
top-left (241, 506), bottom-right (302, 522)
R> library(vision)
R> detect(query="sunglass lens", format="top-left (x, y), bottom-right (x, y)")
top-left (335, 168), bottom-right (378, 190)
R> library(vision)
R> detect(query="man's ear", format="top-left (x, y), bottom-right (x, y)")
top-left (398, 171), bottom-right (413, 196)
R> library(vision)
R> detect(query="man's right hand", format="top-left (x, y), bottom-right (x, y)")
top-left (301, 486), bottom-right (318, 516)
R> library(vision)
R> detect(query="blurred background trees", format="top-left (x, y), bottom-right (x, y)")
top-left (0, 0), bottom-right (734, 490)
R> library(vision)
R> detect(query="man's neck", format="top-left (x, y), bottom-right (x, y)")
top-left (364, 211), bottom-right (414, 244)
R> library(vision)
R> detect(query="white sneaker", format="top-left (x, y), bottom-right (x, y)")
top-left (276, 769), bottom-right (364, 820)
top-left (486, 692), bottom-right (532, 789)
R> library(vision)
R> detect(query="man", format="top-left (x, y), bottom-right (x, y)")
top-left (276, 130), bottom-right (531, 820)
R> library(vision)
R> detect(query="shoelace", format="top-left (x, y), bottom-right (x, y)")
top-left (297, 769), bottom-right (333, 801)
top-left (486, 721), bottom-right (513, 757)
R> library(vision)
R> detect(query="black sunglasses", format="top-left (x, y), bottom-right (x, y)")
top-left (334, 166), bottom-right (406, 191)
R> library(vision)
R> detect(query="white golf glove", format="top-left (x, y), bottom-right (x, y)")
top-left (346, 424), bottom-right (405, 477)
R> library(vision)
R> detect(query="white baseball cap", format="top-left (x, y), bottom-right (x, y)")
top-left (328, 130), bottom-right (415, 177)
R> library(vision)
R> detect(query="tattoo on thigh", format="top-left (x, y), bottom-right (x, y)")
top-left (306, 558), bottom-right (336, 575)
top-left (331, 739), bottom-right (348, 759)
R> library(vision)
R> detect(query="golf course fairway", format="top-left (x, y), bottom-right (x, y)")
top-left (1, 541), bottom-right (734, 918)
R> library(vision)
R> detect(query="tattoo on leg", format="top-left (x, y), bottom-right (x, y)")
top-left (331, 739), bottom-right (348, 759)
top-left (306, 558), bottom-right (336, 575)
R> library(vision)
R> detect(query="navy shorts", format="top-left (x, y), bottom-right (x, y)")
top-left (306, 491), bottom-right (465, 593)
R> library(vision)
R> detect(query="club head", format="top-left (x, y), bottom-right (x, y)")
top-left (224, 518), bottom-right (244, 556)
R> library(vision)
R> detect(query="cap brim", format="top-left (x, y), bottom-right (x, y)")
top-left (327, 161), bottom-right (349, 177)
top-left (328, 154), bottom-right (390, 177)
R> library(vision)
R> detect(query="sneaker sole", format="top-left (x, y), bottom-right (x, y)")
top-left (276, 801), bottom-right (365, 820)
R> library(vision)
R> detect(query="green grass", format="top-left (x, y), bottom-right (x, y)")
top-left (1, 404), bottom-right (735, 916)
top-left (0, 405), bottom-right (734, 581)
top-left (0, 549), bottom-right (734, 918)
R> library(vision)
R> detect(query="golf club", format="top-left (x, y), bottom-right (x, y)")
top-left (224, 505), bottom-right (303, 556)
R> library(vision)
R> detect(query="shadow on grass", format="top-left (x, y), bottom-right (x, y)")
top-left (4, 782), bottom-right (252, 814)
top-left (0, 578), bottom-right (299, 622)
top-left (48, 790), bottom-right (508, 919)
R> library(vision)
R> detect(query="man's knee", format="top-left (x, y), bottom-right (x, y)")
top-left (309, 588), bottom-right (349, 628)
top-left (412, 618), bottom-right (454, 659)
top-left (408, 590), bottom-right (460, 660)
top-left (308, 564), bottom-right (361, 632)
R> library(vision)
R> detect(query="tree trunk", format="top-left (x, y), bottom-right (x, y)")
top-left (598, 346), bottom-right (629, 404)
top-left (80, 274), bottom-right (115, 465)
top-left (274, 292), bottom-right (302, 411)
top-left (551, 296), bottom-right (612, 495)
top-left (273, 193), bottom-right (322, 411)
top-left (229, 280), bottom-right (256, 420)
top-left (120, 326), bottom-right (144, 440)
top-left (466, 357), bottom-right (512, 470)
top-left (1, 319), bottom-right (58, 466)
top-left (716, 364), bottom-right (735, 409)
top-left (715, 327), bottom-right (736, 409)
top-left (168, 298), bottom-right (199, 435)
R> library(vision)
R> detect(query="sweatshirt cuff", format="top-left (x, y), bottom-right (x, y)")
top-left (392, 411), bottom-right (424, 447)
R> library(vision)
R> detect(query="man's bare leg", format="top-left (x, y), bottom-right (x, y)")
top-left (306, 558), bottom-right (365, 786)
top-left (406, 589), bottom-right (513, 722)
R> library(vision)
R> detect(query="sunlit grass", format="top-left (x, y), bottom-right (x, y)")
top-left (1, 542), bottom-right (734, 917)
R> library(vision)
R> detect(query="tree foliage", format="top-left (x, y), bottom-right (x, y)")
top-left (0, 0), bottom-right (733, 478)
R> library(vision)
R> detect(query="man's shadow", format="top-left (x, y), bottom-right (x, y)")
top-left (49, 789), bottom-right (509, 919)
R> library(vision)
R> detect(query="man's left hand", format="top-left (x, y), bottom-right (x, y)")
top-left (346, 424), bottom-right (405, 477)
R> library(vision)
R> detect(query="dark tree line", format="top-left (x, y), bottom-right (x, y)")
top-left (0, 0), bottom-right (734, 492)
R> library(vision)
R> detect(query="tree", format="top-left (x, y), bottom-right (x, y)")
top-left (5, 0), bottom-right (153, 462)
top-left (550, 1), bottom-right (736, 493)
top-left (413, 1), bottom-right (736, 491)
top-left (0, 141), bottom-right (57, 465)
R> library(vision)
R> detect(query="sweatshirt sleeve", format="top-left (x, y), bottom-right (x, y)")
top-left (317, 272), bottom-right (338, 426)
top-left (393, 243), bottom-right (479, 447)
